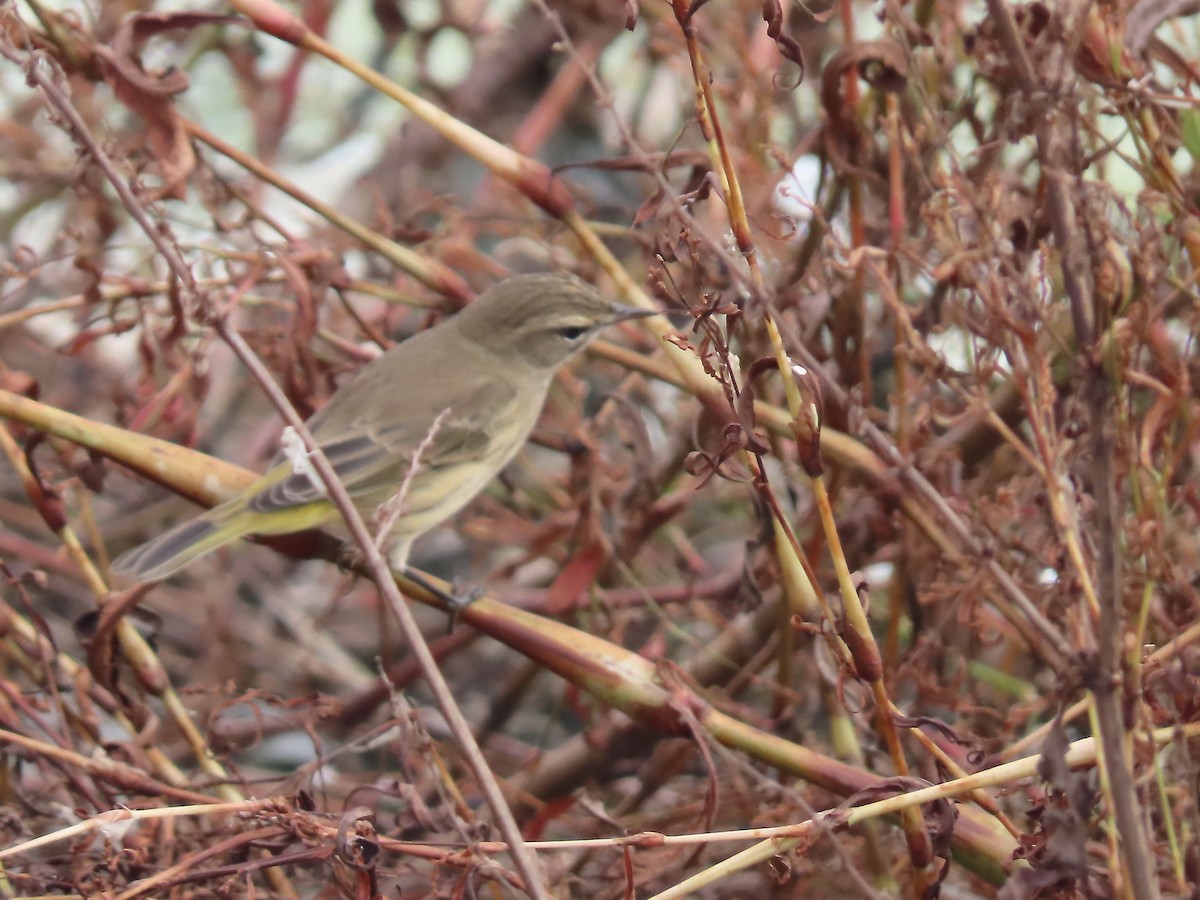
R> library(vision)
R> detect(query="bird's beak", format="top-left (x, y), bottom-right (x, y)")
top-left (611, 305), bottom-right (657, 323)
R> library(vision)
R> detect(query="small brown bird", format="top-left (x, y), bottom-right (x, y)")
top-left (115, 273), bottom-right (653, 580)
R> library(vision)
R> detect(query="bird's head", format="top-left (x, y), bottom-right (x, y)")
top-left (455, 273), bottom-right (655, 370)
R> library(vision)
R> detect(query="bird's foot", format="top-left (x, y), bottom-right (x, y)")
top-left (399, 568), bottom-right (483, 628)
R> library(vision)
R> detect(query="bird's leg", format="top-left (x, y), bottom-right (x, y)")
top-left (384, 540), bottom-right (480, 623)
top-left (398, 567), bottom-right (481, 609)
top-left (386, 539), bottom-right (412, 574)
top-left (397, 567), bottom-right (482, 632)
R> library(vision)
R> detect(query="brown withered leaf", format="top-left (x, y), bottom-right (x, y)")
top-left (844, 776), bottom-right (958, 859)
top-left (762, 0), bottom-right (805, 87)
top-left (74, 448), bottom-right (107, 493)
top-left (735, 356), bottom-right (787, 456)
top-left (998, 717), bottom-right (1096, 898)
top-left (893, 713), bottom-right (986, 767)
top-left (820, 39), bottom-right (909, 175)
top-left (634, 188), bottom-right (668, 228)
top-left (544, 540), bottom-right (607, 613)
top-left (335, 807), bottom-right (380, 872)
top-left (820, 39), bottom-right (909, 132)
top-left (93, 12), bottom-right (238, 201)
top-left (19, 431), bottom-right (66, 533)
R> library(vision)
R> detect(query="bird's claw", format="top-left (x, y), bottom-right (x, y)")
top-left (399, 567), bottom-right (483, 629)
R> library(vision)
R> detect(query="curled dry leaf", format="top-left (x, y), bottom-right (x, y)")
top-left (820, 39), bottom-right (909, 175)
top-left (845, 776), bottom-right (958, 861)
top-left (93, 12), bottom-right (237, 201)
top-left (761, 0), bottom-right (805, 87)
top-left (335, 807), bottom-right (380, 871)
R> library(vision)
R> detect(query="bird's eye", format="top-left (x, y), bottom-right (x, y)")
top-left (557, 326), bottom-right (589, 341)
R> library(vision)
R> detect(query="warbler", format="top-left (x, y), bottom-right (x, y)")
top-left (114, 273), bottom-right (653, 581)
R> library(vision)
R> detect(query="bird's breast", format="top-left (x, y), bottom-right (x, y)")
top-left (360, 381), bottom-right (547, 540)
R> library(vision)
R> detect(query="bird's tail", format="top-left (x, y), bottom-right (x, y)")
top-left (113, 498), bottom-right (251, 582)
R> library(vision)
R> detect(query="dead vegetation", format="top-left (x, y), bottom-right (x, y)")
top-left (0, 0), bottom-right (1199, 896)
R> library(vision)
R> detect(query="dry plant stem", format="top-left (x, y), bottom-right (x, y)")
top-left (886, 92), bottom-right (911, 670)
top-left (183, 119), bottom-right (473, 304)
top-left (0, 422), bottom-right (239, 800)
top-left (0, 729), bottom-right (220, 807)
top-left (0, 597), bottom-right (188, 789)
top-left (232, 0), bottom-right (573, 218)
top-left (665, 24), bottom-right (885, 853)
top-left (1154, 753), bottom-right (1189, 892)
top-left (772, 518), bottom-right (895, 882)
top-left (0, 40), bottom-right (191, 289)
top-left (1084, 234), bottom-right (1159, 896)
top-left (0, 293), bottom-right (85, 330)
top-left (838, 0), bottom-right (868, 395)
top-left (670, 0), bottom-right (808, 426)
top-left (112, 826), bottom-right (292, 900)
top-left (811, 477), bottom-right (932, 869)
top-left (212, 324), bottom-right (550, 899)
top-left (0, 801), bottom-right (276, 868)
top-left (644, 720), bottom-right (1200, 899)
top-left (746, 451), bottom-right (894, 826)
top-left (0, 274), bottom-right (309, 334)
top-left (1015, 354), bottom-right (1101, 626)
top-left (982, 0), bottom-right (1159, 894)
top-left (0, 388), bottom-right (253, 506)
top-left (790, 338), bottom-right (1074, 667)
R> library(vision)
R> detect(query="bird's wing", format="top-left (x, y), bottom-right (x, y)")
top-left (245, 379), bottom-right (517, 515)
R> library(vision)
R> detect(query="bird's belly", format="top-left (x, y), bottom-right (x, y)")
top-left (356, 413), bottom-right (535, 545)
top-left (378, 458), bottom-right (507, 539)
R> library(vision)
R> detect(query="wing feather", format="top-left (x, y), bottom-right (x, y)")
top-left (247, 379), bottom-right (517, 515)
